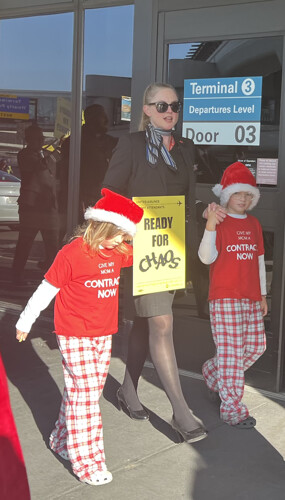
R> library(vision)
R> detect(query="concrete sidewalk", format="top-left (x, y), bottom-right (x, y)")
top-left (1, 305), bottom-right (285, 500)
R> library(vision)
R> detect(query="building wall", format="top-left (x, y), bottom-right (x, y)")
top-left (1, 0), bottom-right (285, 390)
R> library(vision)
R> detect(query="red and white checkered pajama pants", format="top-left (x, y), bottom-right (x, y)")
top-left (202, 298), bottom-right (266, 425)
top-left (49, 334), bottom-right (112, 482)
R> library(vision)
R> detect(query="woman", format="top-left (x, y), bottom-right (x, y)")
top-left (103, 82), bottom-right (208, 443)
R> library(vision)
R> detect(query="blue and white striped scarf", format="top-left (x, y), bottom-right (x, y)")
top-left (145, 123), bottom-right (177, 172)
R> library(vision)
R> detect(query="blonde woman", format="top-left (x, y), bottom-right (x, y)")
top-left (103, 83), bottom-right (221, 442)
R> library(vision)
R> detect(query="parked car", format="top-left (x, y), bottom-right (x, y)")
top-left (0, 170), bottom-right (20, 228)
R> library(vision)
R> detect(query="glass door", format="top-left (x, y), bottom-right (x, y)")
top-left (156, 6), bottom-right (285, 391)
top-left (167, 36), bottom-right (283, 391)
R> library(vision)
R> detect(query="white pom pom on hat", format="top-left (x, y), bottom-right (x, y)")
top-left (212, 161), bottom-right (260, 210)
top-left (84, 188), bottom-right (144, 237)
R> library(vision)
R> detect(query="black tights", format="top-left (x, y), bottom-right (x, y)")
top-left (121, 315), bottom-right (200, 431)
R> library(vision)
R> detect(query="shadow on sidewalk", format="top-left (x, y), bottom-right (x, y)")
top-left (0, 310), bottom-right (62, 449)
top-left (103, 372), bottom-right (178, 442)
top-left (188, 421), bottom-right (285, 500)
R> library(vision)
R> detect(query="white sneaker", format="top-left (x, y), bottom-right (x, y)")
top-left (82, 470), bottom-right (113, 486)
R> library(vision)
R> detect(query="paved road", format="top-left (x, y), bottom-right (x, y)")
top-left (1, 303), bottom-right (285, 499)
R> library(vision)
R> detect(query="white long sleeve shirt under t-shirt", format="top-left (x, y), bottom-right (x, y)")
top-left (16, 279), bottom-right (60, 333)
top-left (198, 213), bottom-right (266, 296)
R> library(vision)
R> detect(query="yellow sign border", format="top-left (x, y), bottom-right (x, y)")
top-left (133, 195), bottom-right (186, 295)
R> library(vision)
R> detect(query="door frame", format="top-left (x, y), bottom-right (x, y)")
top-left (154, 4), bottom-right (285, 391)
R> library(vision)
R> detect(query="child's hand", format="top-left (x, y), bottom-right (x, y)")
top-left (205, 204), bottom-right (220, 231)
top-left (16, 329), bottom-right (29, 342)
top-left (260, 296), bottom-right (268, 317)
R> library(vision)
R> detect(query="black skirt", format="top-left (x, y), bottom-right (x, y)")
top-left (122, 263), bottom-right (175, 319)
top-left (134, 291), bottom-right (174, 317)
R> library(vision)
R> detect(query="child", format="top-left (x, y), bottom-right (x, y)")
top-left (198, 162), bottom-right (267, 429)
top-left (15, 188), bottom-right (143, 485)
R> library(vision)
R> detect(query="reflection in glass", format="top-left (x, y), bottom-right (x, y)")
top-left (168, 37), bottom-right (282, 185)
top-left (11, 124), bottom-right (59, 285)
top-left (170, 38), bottom-right (280, 330)
top-left (83, 6), bottom-right (134, 132)
top-left (66, 5), bottom-right (135, 224)
top-left (0, 13), bottom-right (73, 292)
top-left (60, 103), bottom-right (119, 217)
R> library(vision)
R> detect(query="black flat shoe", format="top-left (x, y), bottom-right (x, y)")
top-left (171, 417), bottom-right (208, 443)
top-left (116, 388), bottom-right (149, 421)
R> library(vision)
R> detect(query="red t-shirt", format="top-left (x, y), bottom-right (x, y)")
top-left (209, 215), bottom-right (264, 301)
top-left (45, 238), bottom-right (133, 337)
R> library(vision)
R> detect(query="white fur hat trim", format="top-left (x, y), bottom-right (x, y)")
top-left (212, 183), bottom-right (260, 210)
top-left (84, 207), bottom-right (137, 236)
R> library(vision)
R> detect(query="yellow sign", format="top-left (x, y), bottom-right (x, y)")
top-left (54, 98), bottom-right (86, 139)
top-left (133, 195), bottom-right (185, 295)
top-left (0, 111), bottom-right (29, 120)
top-left (54, 97), bottom-right (71, 139)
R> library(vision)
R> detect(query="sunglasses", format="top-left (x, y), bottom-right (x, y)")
top-left (148, 101), bottom-right (181, 113)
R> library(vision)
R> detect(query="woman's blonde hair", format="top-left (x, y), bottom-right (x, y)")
top-left (138, 82), bottom-right (178, 131)
top-left (71, 220), bottom-right (131, 256)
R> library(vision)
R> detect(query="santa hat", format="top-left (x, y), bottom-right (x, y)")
top-left (84, 188), bottom-right (143, 236)
top-left (212, 162), bottom-right (260, 210)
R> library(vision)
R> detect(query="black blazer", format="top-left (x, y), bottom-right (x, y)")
top-left (103, 131), bottom-right (205, 255)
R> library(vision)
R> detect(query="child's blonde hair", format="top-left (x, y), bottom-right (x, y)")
top-left (71, 220), bottom-right (131, 255)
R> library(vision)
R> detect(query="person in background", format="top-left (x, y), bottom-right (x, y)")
top-left (60, 104), bottom-right (118, 217)
top-left (103, 82), bottom-right (225, 443)
top-left (198, 162), bottom-right (267, 429)
top-left (15, 189), bottom-right (143, 486)
top-left (12, 124), bottom-right (59, 285)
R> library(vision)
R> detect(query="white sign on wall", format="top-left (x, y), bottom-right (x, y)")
top-left (182, 122), bottom-right (261, 146)
top-left (183, 77), bottom-right (263, 146)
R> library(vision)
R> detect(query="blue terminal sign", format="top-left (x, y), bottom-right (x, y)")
top-left (182, 76), bottom-right (262, 146)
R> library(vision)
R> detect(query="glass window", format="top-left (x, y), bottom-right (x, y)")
top-left (82, 5), bottom-right (134, 208)
top-left (168, 37), bottom-right (281, 330)
top-left (59, 4), bottom-right (134, 229)
top-left (84, 5), bottom-right (134, 134)
top-left (168, 37), bottom-right (282, 186)
top-left (0, 13), bottom-right (73, 290)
